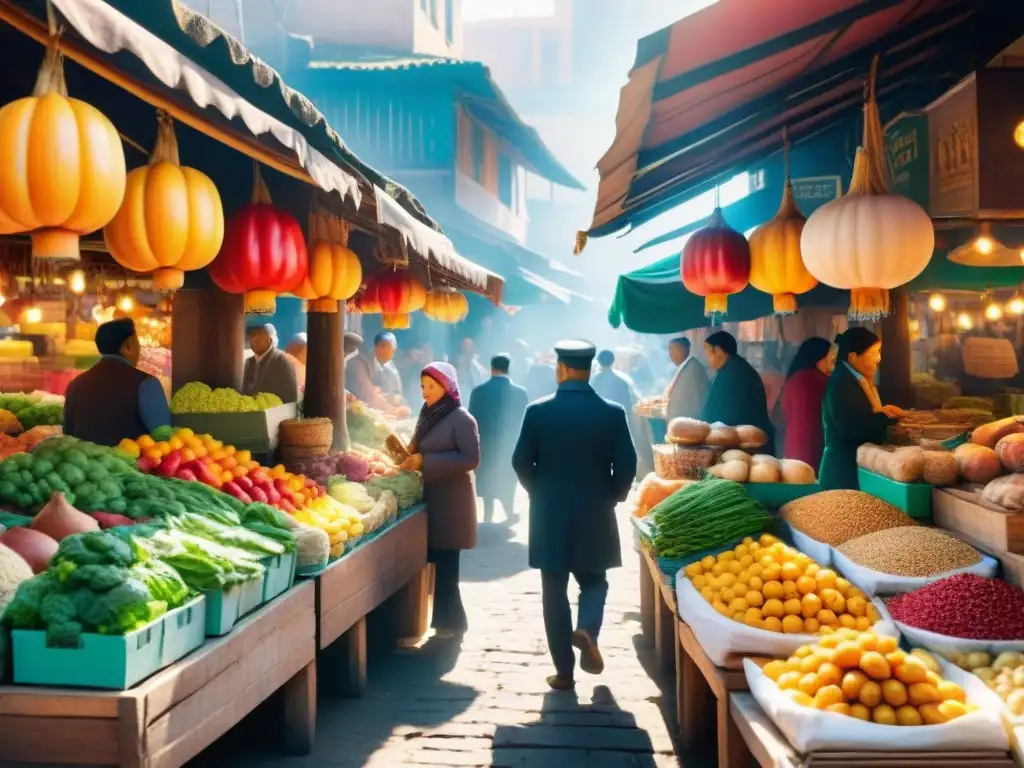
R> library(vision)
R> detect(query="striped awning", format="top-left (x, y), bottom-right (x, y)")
top-left (585, 0), bottom-right (1024, 242)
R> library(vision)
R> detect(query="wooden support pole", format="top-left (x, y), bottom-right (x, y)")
top-left (171, 287), bottom-right (244, 392)
top-left (391, 565), bottom-right (432, 643)
top-left (332, 616), bottom-right (367, 698)
top-left (879, 286), bottom-right (912, 408)
top-left (304, 303), bottom-right (348, 449)
top-left (655, 587), bottom-right (676, 675)
top-left (639, 549), bottom-right (655, 644)
top-left (280, 660), bottom-right (316, 755)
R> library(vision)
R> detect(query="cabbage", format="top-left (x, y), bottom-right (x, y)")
top-left (327, 480), bottom-right (375, 514)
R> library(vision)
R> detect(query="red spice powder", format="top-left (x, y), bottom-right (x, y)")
top-left (886, 573), bottom-right (1024, 640)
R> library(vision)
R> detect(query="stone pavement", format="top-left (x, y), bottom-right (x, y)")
top-left (193, 491), bottom-right (688, 768)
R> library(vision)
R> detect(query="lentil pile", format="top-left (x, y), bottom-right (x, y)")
top-left (780, 490), bottom-right (912, 546)
top-left (887, 573), bottom-right (1024, 640)
top-left (836, 526), bottom-right (981, 577)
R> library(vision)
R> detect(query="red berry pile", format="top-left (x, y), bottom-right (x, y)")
top-left (886, 573), bottom-right (1024, 640)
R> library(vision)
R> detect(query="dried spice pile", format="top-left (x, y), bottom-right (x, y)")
top-left (886, 573), bottom-right (1024, 640)
top-left (836, 526), bottom-right (981, 577)
top-left (780, 490), bottom-right (912, 546)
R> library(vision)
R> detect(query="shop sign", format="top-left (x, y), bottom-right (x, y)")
top-left (927, 78), bottom-right (978, 217)
top-left (790, 176), bottom-right (842, 215)
top-left (885, 114), bottom-right (929, 208)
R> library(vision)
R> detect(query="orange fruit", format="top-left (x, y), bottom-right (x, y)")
top-left (784, 598), bottom-right (802, 616)
top-left (796, 575), bottom-right (817, 595)
top-left (236, 450), bottom-right (252, 464)
top-left (803, 618), bottom-right (821, 634)
top-left (800, 593), bottom-right (822, 618)
top-left (841, 670), bottom-right (868, 700)
top-left (137, 435), bottom-right (155, 449)
top-left (813, 685), bottom-right (845, 709)
top-left (848, 703), bottom-right (871, 721)
top-left (881, 679), bottom-right (908, 708)
top-left (858, 681), bottom-right (882, 707)
top-left (816, 662), bottom-right (842, 688)
top-left (896, 705), bottom-right (923, 726)
top-left (180, 448), bottom-right (197, 462)
top-left (782, 615), bottom-right (804, 634)
top-left (232, 466), bottom-right (248, 478)
top-left (168, 436), bottom-right (184, 451)
top-left (871, 704), bottom-right (897, 725)
top-left (894, 657), bottom-right (928, 685)
top-left (763, 617), bottom-right (783, 633)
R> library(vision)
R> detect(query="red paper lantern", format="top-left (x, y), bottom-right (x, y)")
top-left (209, 165), bottom-right (307, 315)
top-left (352, 281), bottom-right (381, 314)
top-left (375, 272), bottom-right (413, 314)
top-left (681, 207), bottom-right (750, 316)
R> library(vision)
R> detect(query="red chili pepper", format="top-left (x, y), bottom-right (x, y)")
top-left (249, 486), bottom-right (269, 504)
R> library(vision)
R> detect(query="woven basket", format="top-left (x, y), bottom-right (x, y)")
top-left (279, 418), bottom-right (333, 449)
top-left (652, 444), bottom-right (721, 480)
top-left (278, 444), bottom-right (331, 465)
top-left (962, 337), bottom-right (1018, 380)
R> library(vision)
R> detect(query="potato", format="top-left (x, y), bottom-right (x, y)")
top-left (748, 462), bottom-right (781, 483)
top-left (779, 459), bottom-right (816, 484)
top-left (719, 449), bottom-right (751, 464)
top-left (708, 460), bottom-right (749, 482)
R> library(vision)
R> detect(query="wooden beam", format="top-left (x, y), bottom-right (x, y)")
top-left (0, 0), bottom-right (317, 188)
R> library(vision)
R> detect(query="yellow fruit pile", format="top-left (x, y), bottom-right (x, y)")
top-left (762, 630), bottom-right (973, 726)
top-left (293, 495), bottom-right (364, 558)
top-left (684, 534), bottom-right (879, 634)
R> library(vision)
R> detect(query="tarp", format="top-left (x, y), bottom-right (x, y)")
top-left (586, 0), bottom-right (1024, 239)
top-left (610, 254), bottom-right (1024, 334)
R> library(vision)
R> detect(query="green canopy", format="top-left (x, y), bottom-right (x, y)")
top-left (610, 253), bottom-right (1024, 334)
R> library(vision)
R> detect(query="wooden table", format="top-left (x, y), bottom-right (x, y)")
top-left (676, 620), bottom-right (760, 768)
top-left (730, 693), bottom-right (1016, 768)
top-left (639, 544), bottom-right (677, 675)
top-left (316, 506), bottom-right (430, 697)
top-left (0, 580), bottom-right (317, 767)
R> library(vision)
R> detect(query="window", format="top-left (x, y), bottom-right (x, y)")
top-left (428, 0), bottom-right (438, 27)
top-left (471, 122), bottom-right (485, 183)
top-left (497, 153), bottom-right (513, 208)
top-left (445, 0), bottom-right (455, 43)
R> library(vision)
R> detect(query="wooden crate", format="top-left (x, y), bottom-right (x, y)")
top-left (677, 620), bottom-right (764, 768)
top-left (730, 692), bottom-right (1015, 768)
top-left (316, 507), bottom-right (430, 697)
top-left (639, 545), bottom-right (677, 675)
top-left (0, 581), bottom-right (317, 767)
top-left (932, 488), bottom-right (1024, 554)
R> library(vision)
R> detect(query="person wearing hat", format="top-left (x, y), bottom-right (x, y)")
top-left (701, 330), bottom-right (776, 454)
top-left (63, 318), bottom-right (171, 446)
top-left (346, 331), bottom-right (400, 409)
top-left (592, 349), bottom-right (641, 460)
top-left (242, 323), bottom-right (299, 404)
top-left (512, 339), bottom-right (637, 690)
top-left (468, 353), bottom-right (528, 524)
top-left (374, 332), bottom-right (404, 401)
top-left (664, 336), bottom-right (710, 421)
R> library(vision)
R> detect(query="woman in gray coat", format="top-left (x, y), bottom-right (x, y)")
top-left (401, 362), bottom-right (480, 638)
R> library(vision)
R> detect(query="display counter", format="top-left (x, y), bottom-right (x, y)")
top-left (0, 581), bottom-right (316, 767)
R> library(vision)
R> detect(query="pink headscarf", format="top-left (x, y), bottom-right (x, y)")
top-left (421, 361), bottom-right (462, 406)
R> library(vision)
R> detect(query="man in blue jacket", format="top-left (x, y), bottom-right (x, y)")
top-left (512, 340), bottom-right (638, 691)
top-left (468, 354), bottom-right (529, 524)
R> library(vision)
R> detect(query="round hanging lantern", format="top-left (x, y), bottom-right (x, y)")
top-left (424, 287), bottom-right (468, 324)
top-left (382, 312), bottom-right (411, 330)
top-left (375, 272), bottom-right (414, 314)
top-left (352, 281), bottom-right (381, 314)
top-left (208, 164), bottom-right (307, 315)
top-left (0, 40), bottom-right (126, 260)
top-left (801, 59), bottom-right (934, 320)
top-left (681, 207), bottom-right (750, 316)
top-left (748, 131), bottom-right (817, 314)
top-left (294, 211), bottom-right (361, 313)
top-left (104, 112), bottom-right (224, 291)
top-left (407, 276), bottom-right (427, 312)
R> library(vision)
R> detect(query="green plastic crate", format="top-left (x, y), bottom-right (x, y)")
top-left (161, 596), bottom-right (206, 666)
top-left (857, 467), bottom-right (932, 519)
top-left (205, 586), bottom-right (241, 636)
top-left (11, 621), bottom-right (163, 690)
top-left (238, 575), bottom-right (265, 617)
top-left (262, 551), bottom-right (296, 603)
top-left (744, 483), bottom-right (821, 509)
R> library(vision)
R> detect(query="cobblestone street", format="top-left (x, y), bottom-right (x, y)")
top-left (194, 492), bottom-right (683, 768)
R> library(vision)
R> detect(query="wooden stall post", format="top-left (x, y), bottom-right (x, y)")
top-left (304, 301), bottom-right (348, 449)
top-left (639, 549), bottom-right (655, 643)
top-left (879, 286), bottom-right (912, 408)
top-left (280, 660), bottom-right (317, 755)
top-left (390, 564), bottom-right (432, 643)
top-left (171, 277), bottom-right (244, 392)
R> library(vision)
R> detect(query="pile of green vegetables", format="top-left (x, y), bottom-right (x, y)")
top-left (1, 531), bottom-right (190, 647)
top-left (365, 471), bottom-right (423, 510)
top-left (651, 478), bottom-right (771, 559)
top-left (0, 394), bottom-right (63, 430)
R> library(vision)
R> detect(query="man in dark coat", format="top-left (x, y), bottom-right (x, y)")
top-left (512, 340), bottom-right (637, 691)
top-left (64, 318), bottom-right (171, 446)
top-left (469, 354), bottom-right (529, 524)
top-left (242, 323), bottom-right (299, 404)
top-left (700, 330), bottom-right (776, 455)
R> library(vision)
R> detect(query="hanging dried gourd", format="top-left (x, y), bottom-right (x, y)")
top-left (0, 36), bottom-right (126, 259)
top-left (382, 313), bottom-right (411, 330)
top-left (208, 163), bottom-right (307, 315)
top-left (294, 209), bottom-right (361, 312)
top-left (801, 57), bottom-right (934, 320)
top-left (104, 111), bottom-right (223, 291)
top-left (748, 128), bottom-right (817, 314)
top-left (680, 203), bottom-right (750, 317)
top-left (424, 286), bottom-right (468, 324)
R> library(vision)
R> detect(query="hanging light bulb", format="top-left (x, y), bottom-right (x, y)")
top-left (957, 312), bottom-right (974, 331)
top-left (928, 292), bottom-right (947, 312)
top-left (23, 306), bottom-right (42, 324)
top-left (986, 301), bottom-right (1004, 321)
top-left (1010, 295), bottom-right (1024, 316)
top-left (68, 270), bottom-right (86, 295)
top-left (976, 235), bottom-right (995, 255)
top-left (1015, 120), bottom-right (1024, 149)
top-left (116, 292), bottom-right (135, 313)
top-left (948, 222), bottom-right (1018, 266)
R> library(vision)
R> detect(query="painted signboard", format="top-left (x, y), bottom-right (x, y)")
top-left (885, 113), bottom-right (929, 208)
top-left (791, 176), bottom-right (842, 215)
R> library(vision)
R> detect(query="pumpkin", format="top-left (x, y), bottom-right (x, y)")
top-left (681, 207), bottom-right (750, 316)
top-left (407, 277), bottom-right (427, 312)
top-left (104, 112), bottom-right (224, 291)
top-left (0, 42), bottom-right (125, 260)
top-left (382, 312), bottom-right (411, 330)
top-left (208, 164), bottom-right (307, 315)
top-left (748, 179), bottom-right (817, 314)
top-left (800, 60), bottom-right (934, 320)
top-left (424, 287), bottom-right (468, 323)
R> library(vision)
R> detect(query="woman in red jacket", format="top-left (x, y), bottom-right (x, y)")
top-left (780, 338), bottom-right (837, 470)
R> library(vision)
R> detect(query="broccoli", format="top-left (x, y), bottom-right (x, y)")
top-left (1, 573), bottom-right (57, 629)
top-left (40, 592), bottom-right (83, 647)
top-left (54, 531), bottom-right (138, 568)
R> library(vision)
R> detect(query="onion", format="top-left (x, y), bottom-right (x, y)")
top-left (0, 527), bottom-right (58, 574)
top-left (31, 492), bottom-right (99, 542)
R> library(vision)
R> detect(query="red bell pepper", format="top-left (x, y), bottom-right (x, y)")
top-left (222, 481), bottom-right (253, 504)
top-left (137, 456), bottom-right (160, 473)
